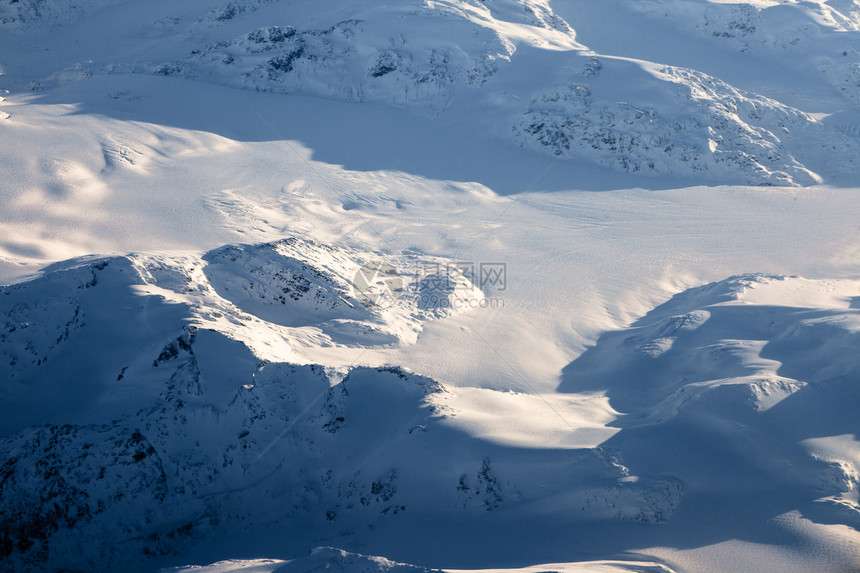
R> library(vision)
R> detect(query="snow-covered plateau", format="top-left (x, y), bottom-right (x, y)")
top-left (1, 1), bottom-right (860, 572)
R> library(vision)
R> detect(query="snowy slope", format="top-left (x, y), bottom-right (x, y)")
top-left (2, 0), bottom-right (860, 572)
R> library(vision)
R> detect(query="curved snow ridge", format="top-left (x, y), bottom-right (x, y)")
top-left (198, 237), bottom-right (487, 347)
top-left (803, 433), bottom-right (860, 529)
top-left (513, 55), bottom-right (859, 185)
top-left (564, 273), bottom-right (860, 413)
top-left (160, 547), bottom-right (677, 573)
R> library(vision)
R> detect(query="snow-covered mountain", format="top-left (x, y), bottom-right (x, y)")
top-left (2, 1), bottom-right (860, 572)
top-left (3, 0), bottom-right (860, 186)
top-left (3, 252), bottom-right (859, 571)
top-left (0, 243), bottom-right (675, 570)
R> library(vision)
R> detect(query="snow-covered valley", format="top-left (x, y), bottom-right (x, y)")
top-left (1, 1), bottom-right (860, 572)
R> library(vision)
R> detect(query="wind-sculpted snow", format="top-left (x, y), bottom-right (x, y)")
top-left (561, 274), bottom-right (860, 563)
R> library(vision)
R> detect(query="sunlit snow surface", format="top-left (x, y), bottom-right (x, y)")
top-left (1, 1), bottom-right (860, 572)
